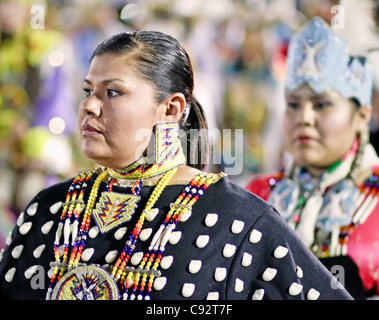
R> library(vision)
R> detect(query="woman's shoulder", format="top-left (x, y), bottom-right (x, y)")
top-left (205, 174), bottom-right (281, 223)
top-left (32, 177), bottom-right (73, 205)
top-left (22, 169), bottom-right (98, 216)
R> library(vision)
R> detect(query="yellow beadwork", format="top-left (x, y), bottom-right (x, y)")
top-left (111, 167), bottom-right (177, 281)
top-left (72, 170), bottom-right (108, 267)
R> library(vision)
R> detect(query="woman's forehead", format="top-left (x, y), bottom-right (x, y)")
top-left (285, 84), bottom-right (343, 100)
top-left (85, 54), bottom-right (142, 85)
top-left (89, 53), bottom-right (136, 73)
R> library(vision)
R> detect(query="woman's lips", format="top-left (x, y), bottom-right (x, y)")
top-left (295, 135), bottom-right (314, 144)
top-left (82, 123), bottom-right (102, 136)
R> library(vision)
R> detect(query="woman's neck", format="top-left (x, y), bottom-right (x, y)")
top-left (302, 165), bottom-right (327, 178)
top-left (107, 164), bottom-right (202, 187)
top-left (300, 139), bottom-right (360, 179)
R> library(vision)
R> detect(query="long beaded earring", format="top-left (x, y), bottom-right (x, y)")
top-left (152, 122), bottom-right (185, 165)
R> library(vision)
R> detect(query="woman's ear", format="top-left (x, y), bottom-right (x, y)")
top-left (159, 93), bottom-right (186, 123)
top-left (356, 105), bottom-right (372, 131)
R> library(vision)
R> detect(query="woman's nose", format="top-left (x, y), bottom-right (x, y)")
top-left (81, 96), bottom-right (102, 117)
top-left (297, 103), bottom-right (315, 126)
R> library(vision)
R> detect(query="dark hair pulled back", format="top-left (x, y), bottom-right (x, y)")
top-left (91, 31), bottom-right (208, 169)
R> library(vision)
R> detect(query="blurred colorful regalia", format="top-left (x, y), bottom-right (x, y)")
top-left (0, 1), bottom-right (77, 250)
top-left (246, 17), bottom-right (379, 299)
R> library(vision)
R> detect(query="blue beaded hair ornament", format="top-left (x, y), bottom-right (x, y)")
top-left (285, 16), bottom-right (374, 106)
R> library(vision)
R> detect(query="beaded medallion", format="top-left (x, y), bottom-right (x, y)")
top-left (92, 192), bottom-right (140, 234)
top-left (51, 265), bottom-right (120, 300)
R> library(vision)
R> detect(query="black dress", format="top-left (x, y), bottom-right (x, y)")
top-left (0, 172), bottom-right (352, 300)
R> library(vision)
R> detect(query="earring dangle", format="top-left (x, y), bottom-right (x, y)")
top-left (153, 122), bottom-right (186, 166)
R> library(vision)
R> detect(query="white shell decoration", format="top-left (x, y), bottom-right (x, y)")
top-left (5, 268), bottom-right (16, 282)
top-left (182, 283), bottom-right (195, 298)
top-left (196, 235), bottom-right (210, 248)
top-left (168, 231), bottom-right (182, 245)
top-left (146, 208), bottom-right (159, 222)
top-left (89, 226), bottom-right (100, 239)
top-left (205, 213), bottom-right (218, 227)
top-left (6, 231), bottom-right (12, 246)
top-left (48, 267), bottom-right (54, 279)
top-left (307, 288), bottom-right (320, 300)
top-left (81, 248), bottom-right (94, 262)
top-left (139, 228), bottom-right (153, 241)
top-left (249, 229), bottom-right (262, 243)
top-left (188, 260), bottom-right (202, 274)
top-left (153, 277), bottom-right (167, 291)
top-left (231, 220), bottom-right (244, 234)
top-left (33, 244), bottom-right (46, 259)
top-left (19, 222), bottom-right (33, 235)
top-left (289, 282), bottom-right (303, 296)
top-left (50, 201), bottom-right (62, 214)
top-left (241, 252), bottom-right (252, 267)
top-left (114, 227), bottom-right (127, 240)
top-left (206, 292), bottom-right (219, 300)
top-left (180, 210), bottom-right (192, 222)
top-left (160, 255), bottom-right (174, 269)
top-left (296, 266), bottom-right (304, 278)
top-left (27, 202), bottom-right (38, 216)
top-left (41, 220), bottom-right (54, 235)
top-left (234, 278), bottom-right (244, 293)
top-left (252, 289), bottom-right (265, 300)
top-left (11, 245), bottom-right (24, 259)
top-left (262, 267), bottom-right (277, 282)
top-left (105, 250), bottom-right (118, 264)
top-left (16, 212), bottom-right (24, 227)
top-left (274, 246), bottom-right (288, 259)
top-left (24, 265), bottom-right (38, 279)
top-left (131, 252), bottom-right (144, 266)
top-left (222, 243), bottom-right (236, 258)
top-left (214, 267), bottom-right (227, 282)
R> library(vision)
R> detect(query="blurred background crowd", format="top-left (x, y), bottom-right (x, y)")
top-left (1, 0), bottom-right (379, 247)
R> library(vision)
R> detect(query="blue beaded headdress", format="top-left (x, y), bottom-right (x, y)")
top-left (285, 16), bottom-right (374, 106)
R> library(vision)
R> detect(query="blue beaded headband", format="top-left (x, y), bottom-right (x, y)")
top-left (285, 16), bottom-right (374, 106)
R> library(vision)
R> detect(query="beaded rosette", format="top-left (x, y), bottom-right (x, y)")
top-left (51, 265), bottom-right (120, 300)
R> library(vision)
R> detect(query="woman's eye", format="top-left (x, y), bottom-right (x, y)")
top-left (83, 88), bottom-right (92, 97)
top-left (314, 101), bottom-right (331, 110)
top-left (107, 90), bottom-right (120, 98)
top-left (287, 101), bottom-right (300, 109)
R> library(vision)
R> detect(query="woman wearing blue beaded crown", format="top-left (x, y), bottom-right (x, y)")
top-left (0, 30), bottom-right (351, 300)
top-left (247, 16), bottom-right (379, 299)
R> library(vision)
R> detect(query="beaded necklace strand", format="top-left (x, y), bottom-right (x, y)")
top-left (47, 169), bottom-right (103, 298)
top-left (109, 168), bottom-right (178, 284)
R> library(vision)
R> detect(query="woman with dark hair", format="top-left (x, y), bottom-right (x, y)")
top-left (0, 30), bottom-right (351, 300)
top-left (246, 17), bottom-right (379, 299)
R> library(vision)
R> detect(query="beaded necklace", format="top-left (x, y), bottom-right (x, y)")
top-left (47, 167), bottom-right (220, 300)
